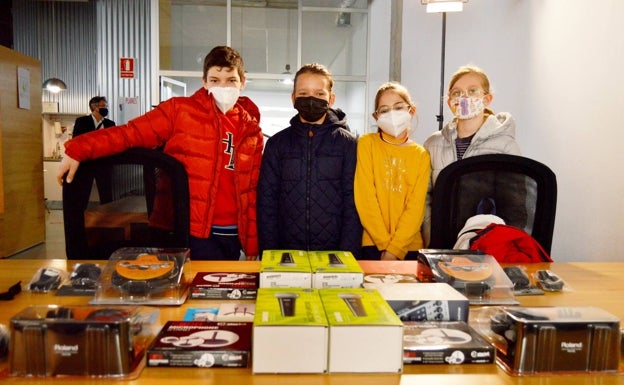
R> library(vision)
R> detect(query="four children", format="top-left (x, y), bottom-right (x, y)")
top-left (58, 47), bottom-right (514, 260)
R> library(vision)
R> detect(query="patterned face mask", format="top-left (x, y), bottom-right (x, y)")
top-left (451, 96), bottom-right (485, 120)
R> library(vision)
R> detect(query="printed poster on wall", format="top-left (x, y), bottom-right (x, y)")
top-left (17, 67), bottom-right (30, 110)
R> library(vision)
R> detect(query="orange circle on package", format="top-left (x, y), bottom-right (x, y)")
top-left (115, 254), bottom-right (174, 280)
top-left (437, 256), bottom-right (492, 281)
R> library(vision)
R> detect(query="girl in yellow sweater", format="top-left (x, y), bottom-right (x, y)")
top-left (354, 82), bottom-right (431, 260)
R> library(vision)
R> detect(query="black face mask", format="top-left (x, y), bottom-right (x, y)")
top-left (294, 96), bottom-right (329, 123)
top-left (99, 107), bottom-right (109, 117)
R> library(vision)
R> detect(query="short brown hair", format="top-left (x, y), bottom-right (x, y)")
top-left (293, 63), bottom-right (333, 92)
top-left (203, 46), bottom-right (245, 81)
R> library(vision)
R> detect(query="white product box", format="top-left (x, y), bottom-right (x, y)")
top-left (319, 288), bottom-right (403, 373)
top-left (364, 282), bottom-right (470, 322)
top-left (252, 288), bottom-right (328, 373)
top-left (259, 250), bottom-right (312, 288)
top-left (308, 250), bottom-right (364, 289)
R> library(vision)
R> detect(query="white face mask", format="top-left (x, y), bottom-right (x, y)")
top-left (452, 96), bottom-right (485, 120)
top-left (209, 86), bottom-right (240, 113)
top-left (377, 110), bottom-right (412, 138)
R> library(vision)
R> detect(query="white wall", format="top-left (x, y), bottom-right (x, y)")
top-left (401, 0), bottom-right (624, 261)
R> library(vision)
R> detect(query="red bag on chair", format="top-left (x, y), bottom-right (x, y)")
top-left (469, 223), bottom-right (553, 263)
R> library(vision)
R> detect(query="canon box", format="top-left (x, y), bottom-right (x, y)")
top-left (403, 321), bottom-right (494, 364)
top-left (489, 306), bottom-right (620, 374)
top-left (189, 272), bottom-right (258, 300)
top-left (147, 321), bottom-right (251, 368)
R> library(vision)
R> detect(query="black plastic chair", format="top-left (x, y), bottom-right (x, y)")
top-left (63, 148), bottom-right (190, 259)
top-left (429, 154), bottom-right (557, 254)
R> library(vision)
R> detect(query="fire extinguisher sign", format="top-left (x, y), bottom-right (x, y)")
top-left (120, 57), bottom-right (136, 78)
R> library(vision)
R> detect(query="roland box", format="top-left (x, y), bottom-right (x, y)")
top-left (489, 306), bottom-right (621, 374)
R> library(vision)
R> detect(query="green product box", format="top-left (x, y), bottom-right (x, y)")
top-left (319, 288), bottom-right (404, 373)
top-left (252, 288), bottom-right (328, 373)
top-left (308, 250), bottom-right (364, 289)
top-left (259, 250), bottom-right (312, 288)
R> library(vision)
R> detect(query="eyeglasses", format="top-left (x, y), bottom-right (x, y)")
top-left (448, 88), bottom-right (486, 100)
top-left (376, 102), bottom-right (411, 115)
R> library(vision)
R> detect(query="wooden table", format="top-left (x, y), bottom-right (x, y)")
top-left (0, 260), bottom-right (623, 384)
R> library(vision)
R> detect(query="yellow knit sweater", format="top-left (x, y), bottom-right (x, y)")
top-left (354, 133), bottom-right (431, 259)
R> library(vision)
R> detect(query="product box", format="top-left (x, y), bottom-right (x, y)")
top-left (365, 282), bottom-right (469, 322)
top-left (359, 260), bottom-right (422, 284)
top-left (9, 305), bottom-right (158, 378)
top-left (417, 249), bottom-right (517, 305)
top-left (189, 272), bottom-right (258, 300)
top-left (403, 321), bottom-right (495, 365)
top-left (320, 288), bottom-right (403, 373)
top-left (90, 247), bottom-right (191, 306)
top-left (486, 306), bottom-right (621, 375)
top-left (253, 288), bottom-right (328, 373)
top-left (259, 250), bottom-right (312, 288)
top-left (147, 321), bottom-right (251, 368)
top-left (308, 250), bottom-right (364, 288)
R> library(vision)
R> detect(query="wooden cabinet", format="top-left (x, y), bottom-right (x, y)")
top-left (0, 46), bottom-right (45, 257)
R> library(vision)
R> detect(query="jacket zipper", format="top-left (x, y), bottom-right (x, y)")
top-left (305, 128), bottom-right (314, 250)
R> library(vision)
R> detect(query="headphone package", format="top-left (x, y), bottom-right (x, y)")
top-left (90, 247), bottom-right (191, 306)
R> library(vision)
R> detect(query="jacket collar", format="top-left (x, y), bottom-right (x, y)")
top-left (289, 108), bottom-right (349, 136)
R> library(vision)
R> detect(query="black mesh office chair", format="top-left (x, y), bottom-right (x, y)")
top-left (63, 148), bottom-right (190, 259)
top-left (429, 154), bottom-right (557, 254)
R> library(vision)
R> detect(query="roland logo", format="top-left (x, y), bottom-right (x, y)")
top-left (561, 341), bottom-right (583, 349)
top-left (54, 344), bottom-right (79, 353)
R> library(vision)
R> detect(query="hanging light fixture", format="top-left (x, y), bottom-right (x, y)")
top-left (42, 1), bottom-right (67, 94)
top-left (43, 78), bottom-right (67, 93)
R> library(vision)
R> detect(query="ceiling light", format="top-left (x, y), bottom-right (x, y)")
top-left (421, 0), bottom-right (467, 13)
top-left (43, 77), bottom-right (67, 93)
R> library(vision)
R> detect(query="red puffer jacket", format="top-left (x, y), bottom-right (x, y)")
top-left (64, 88), bottom-right (264, 257)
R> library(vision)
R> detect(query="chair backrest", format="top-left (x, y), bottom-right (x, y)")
top-left (429, 154), bottom-right (557, 254)
top-left (64, 148), bottom-right (190, 259)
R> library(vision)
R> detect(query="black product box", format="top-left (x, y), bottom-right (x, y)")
top-left (189, 272), bottom-right (258, 300)
top-left (403, 321), bottom-right (495, 364)
top-left (147, 321), bottom-right (251, 368)
top-left (489, 306), bottom-right (620, 375)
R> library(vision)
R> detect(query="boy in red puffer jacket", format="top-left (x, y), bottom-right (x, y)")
top-left (57, 46), bottom-right (264, 261)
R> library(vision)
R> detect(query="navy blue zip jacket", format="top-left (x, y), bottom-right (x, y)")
top-left (257, 108), bottom-right (362, 257)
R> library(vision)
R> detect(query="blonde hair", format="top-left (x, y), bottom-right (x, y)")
top-left (374, 81), bottom-right (415, 112)
top-left (448, 65), bottom-right (494, 116)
